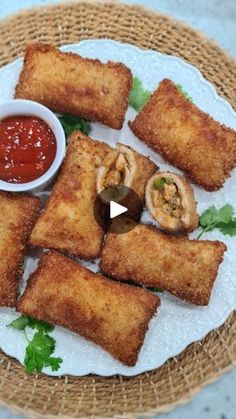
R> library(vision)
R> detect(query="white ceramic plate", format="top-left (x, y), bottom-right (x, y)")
top-left (0, 40), bottom-right (236, 377)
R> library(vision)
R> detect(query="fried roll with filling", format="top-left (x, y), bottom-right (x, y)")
top-left (15, 44), bottom-right (132, 129)
top-left (145, 171), bottom-right (198, 232)
top-left (17, 251), bottom-right (160, 366)
top-left (97, 143), bottom-right (157, 202)
top-left (0, 192), bottom-right (40, 307)
top-left (30, 132), bottom-right (111, 259)
top-left (129, 79), bottom-right (236, 191)
top-left (100, 220), bottom-right (226, 305)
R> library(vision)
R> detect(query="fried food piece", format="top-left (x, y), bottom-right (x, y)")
top-left (100, 220), bottom-right (226, 305)
top-left (30, 131), bottom-right (111, 259)
top-left (17, 251), bottom-right (160, 366)
top-left (146, 171), bottom-right (198, 232)
top-left (97, 143), bottom-right (157, 202)
top-left (0, 192), bottom-right (40, 307)
top-left (129, 79), bottom-right (236, 191)
top-left (15, 43), bottom-right (132, 130)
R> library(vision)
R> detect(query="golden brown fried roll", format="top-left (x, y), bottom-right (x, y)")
top-left (15, 44), bottom-right (132, 129)
top-left (97, 143), bottom-right (157, 202)
top-left (100, 220), bottom-right (226, 305)
top-left (30, 132), bottom-right (111, 259)
top-left (0, 192), bottom-right (40, 307)
top-left (145, 171), bottom-right (198, 232)
top-left (129, 79), bottom-right (236, 191)
top-left (17, 251), bottom-right (160, 366)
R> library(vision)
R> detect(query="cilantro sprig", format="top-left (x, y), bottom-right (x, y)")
top-left (8, 316), bottom-right (62, 374)
top-left (129, 76), bottom-right (151, 112)
top-left (197, 204), bottom-right (236, 239)
top-left (59, 114), bottom-right (91, 139)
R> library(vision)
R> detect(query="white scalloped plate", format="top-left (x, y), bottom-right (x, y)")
top-left (0, 40), bottom-right (236, 377)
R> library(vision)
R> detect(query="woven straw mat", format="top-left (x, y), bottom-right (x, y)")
top-left (0, 1), bottom-right (235, 418)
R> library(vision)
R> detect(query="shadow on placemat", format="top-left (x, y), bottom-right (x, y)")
top-left (0, 1), bottom-right (235, 417)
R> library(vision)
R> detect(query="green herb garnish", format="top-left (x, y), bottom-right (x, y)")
top-left (153, 177), bottom-right (166, 190)
top-left (59, 114), bottom-right (91, 139)
top-left (197, 204), bottom-right (236, 239)
top-left (9, 316), bottom-right (54, 333)
top-left (129, 79), bottom-right (192, 111)
top-left (8, 316), bottom-right (62, 374)
top-left (129, 76), bottom-right (151, 112)
top-left (176, 83), bottom-right (193, 102)
top-left (8, 315), bottom-right (30, 330)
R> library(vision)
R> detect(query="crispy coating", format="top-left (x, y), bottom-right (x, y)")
top-left (97, 143), bottom-right (157, 202)
top-left (129, 79), bottom-right (236, 191)
top-left (145, 171), bottom-right (199, 232)
top-left (17, 251), bottom-right (160, 366)
top-left (118, 143), bottom-right (157, 202)
top-left (15, 43), bottom-right (132, 129)
top-left (0, 192), bottom-right (40, 307)
top-left (30, 132), bottom-right (111, 259)
top-left (100, 220), bottom-right (227, 305)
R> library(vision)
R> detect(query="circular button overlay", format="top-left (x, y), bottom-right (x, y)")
top-left (93, 185), bottom-right (143, 234)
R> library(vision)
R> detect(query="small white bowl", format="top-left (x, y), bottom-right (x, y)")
top-left (0, 100), bottom-right (66, 192)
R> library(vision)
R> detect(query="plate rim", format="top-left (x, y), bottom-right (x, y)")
top-left (0, 38), bottom-right (235, 377)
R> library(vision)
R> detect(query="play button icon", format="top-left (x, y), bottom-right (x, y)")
top-left (93, 184), bottom-right (143, 234)
top-left (110, 201), bottom-right (127, 219)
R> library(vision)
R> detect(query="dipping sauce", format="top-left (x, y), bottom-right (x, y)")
top-left (0, 116), bottom-right (57, 183)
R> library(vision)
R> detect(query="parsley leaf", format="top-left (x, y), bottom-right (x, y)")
top-left (45, 356), bottom-right (63, 372)
top-left (197, 204), bottom-right (236, 239)
top-left (24, 332), bottom-right (55, 374)
top-left (27, 318), bottom-right (54, 333)
top-left (8, 315), bottom-right (54, 333)
top-left (129, 76), bottom-right (151, 112)
top-left (8, 316), bottom-right (62, 374)
top-left (8, 315), bottom-right (30, 330)
top-left (24, 331), bottom-right (62, 374)
top-left (59, 114), bottom-right (91, 139)
top-left (176, 83), bottom-right (193, 102)
top-left (216, 204), bottom-right (234, 223)
top-left (199, 205), bottom-right (218, 229)
top-left (218, 220), bottom-right (236, 236)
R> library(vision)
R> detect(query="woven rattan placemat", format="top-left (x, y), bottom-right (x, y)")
top-left (0, 1), bottom-right (235, 417)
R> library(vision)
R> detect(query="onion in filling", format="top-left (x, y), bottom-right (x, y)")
top-left (97, 144), bottom-right (136, 194)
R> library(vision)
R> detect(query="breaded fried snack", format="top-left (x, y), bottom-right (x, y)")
top-left (100, 220), bottom-right (226, 305)
top-left (15, 44), bottom-right (132, 130)
top-left (30, 132), bottom-right (111, 259)
top-left (17, 251), bottom-right (160, 366)
top-left (129, 79), bottom-right (236, 191)
top-left (97, 143), bottom-right (157, 202)
top-left (0, 192), bottom-right (40, 307)
top-left (146, 171), bottom-right (198, 232)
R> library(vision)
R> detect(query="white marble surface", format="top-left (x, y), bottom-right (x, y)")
top-left (0, 0), bottom-right (235, 418)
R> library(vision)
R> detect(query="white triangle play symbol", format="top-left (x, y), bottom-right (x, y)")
top-left (110, 201), bottom-right (128, 219)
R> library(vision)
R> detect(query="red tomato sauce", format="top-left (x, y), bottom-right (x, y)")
top-left (0, 116), bottom-right (57, 183)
